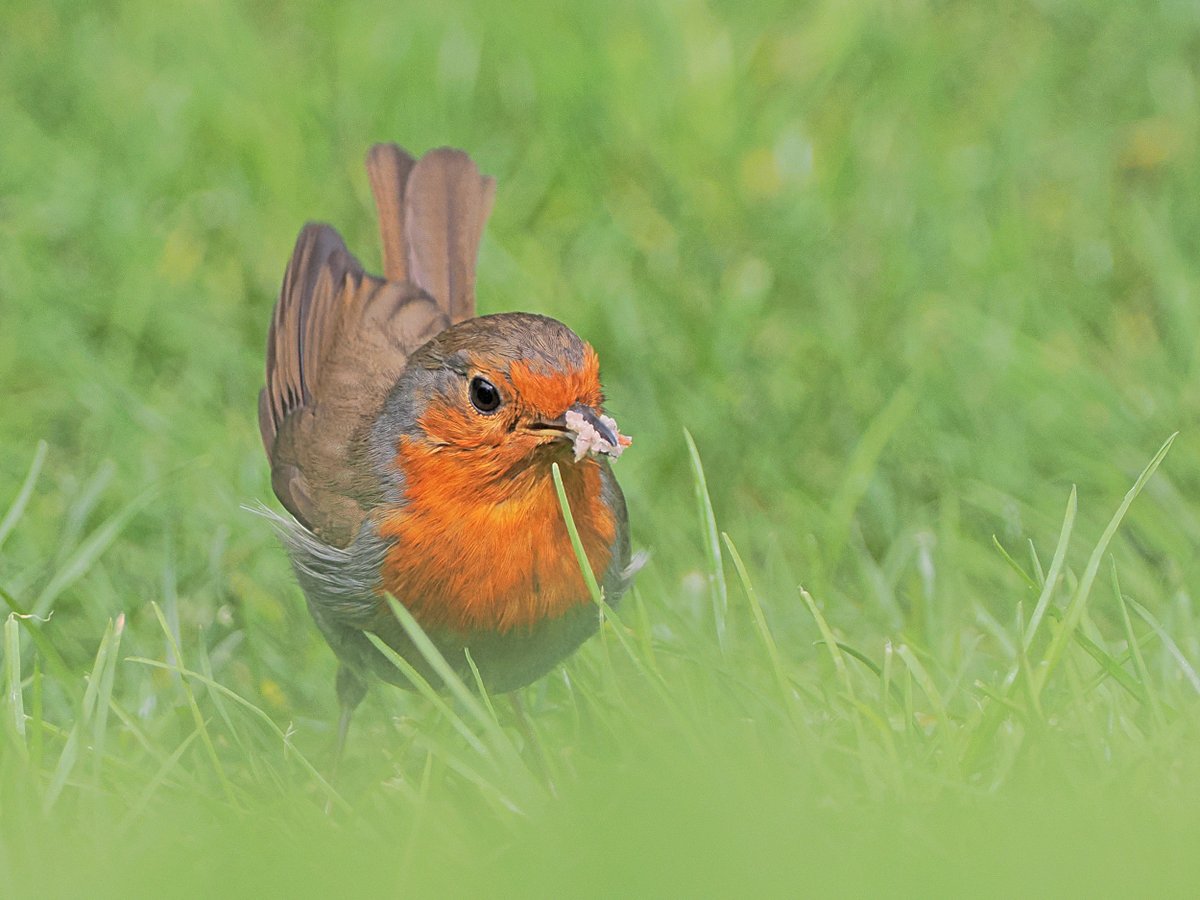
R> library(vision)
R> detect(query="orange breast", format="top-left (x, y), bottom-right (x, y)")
top-left (377, 440), bottom-right (617, 633)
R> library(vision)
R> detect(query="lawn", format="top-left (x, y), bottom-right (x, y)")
top-left (3, 0), bottom-right (1200, 895)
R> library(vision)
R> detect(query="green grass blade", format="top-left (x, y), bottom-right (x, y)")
top-left (827, 384), bottom-right (916, 562)
top-left (4, 613), bottom-right (27, 754)
top-left (79, 619), bottom-right (112, 725)
top-left (0, 440), bottom-right (47, 551)
top-left (0, 587), bottom-right (78, 696)
top-left (30, 658), bottom-right (42, 772)
top-left (992, 535), bottom-right (1039, 591)
top-left (1128, 598), bottom-right (1200, 696)
top-left (1070, 630), bottom-right (1147, 705)
top-left (195, 630), bottom-right (256, 771)
top-left (32, 488), bottom-right (153, 618)
top-left (684, 429), bottom-right (728, 650)
top-left (1014, 604), bottom-right (1044, 723)
top-left (362, 631), bottom-right (496, 762)
top-left (462, 647), bottom-right (499, 724)
top-left (126, 657), bottom-right (348, 811)
top-left (550, 462), bottom-right (657, 674)
top-left (721, 533), bottom-right (791, 706)
top-left (1111, 558), bottom-right (1163, 725)
top-left (828, 641), bottom-right (881, 677)
top-left (1027, 539), bottom-right (1046, 587)
top-left (1024, 485), bottom-right (1077, 650)
top-left (43, 726), bottom-right (81, 813)
top-left (1034, 434), bottom-right (1176, 696)
top-left (120, 728), bottom-right (204, 832)
top-left (90, 613), bottom-right (124, 788)
top-left (895, 643), bottom-right (947, 723)
top-left (383, 596), bottom-right (522, 763)
top-left (882, 641), bottom-right (895, 724)
top-left (973, 680), bottom-right (1026, 718)
top-left (799, 587), bottom-right (855, 701)
top-left (549, 462), bottom-right (604, 605)
top-left (148, 601), bottom-right (236, 805)
top-left (44, 619), bottom-right (115, 811)
top-left (56, 460), bottom-right (116, 563)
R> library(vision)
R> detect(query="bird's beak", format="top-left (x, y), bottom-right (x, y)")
top-left (567, 403), bottom-right (619, 446)
top-left (528, 403), bottom-right (630, 460)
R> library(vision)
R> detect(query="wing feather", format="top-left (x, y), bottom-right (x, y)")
top-left (260, 224), bottom-right (446, 546)
top-left (261, 145), bottom-right (496, 546)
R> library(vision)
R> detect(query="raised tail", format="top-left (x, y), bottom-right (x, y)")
top-left (366, 144), bottom-right (496, 324)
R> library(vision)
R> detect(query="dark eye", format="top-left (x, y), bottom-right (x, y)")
top-left (469, 376), bottom-right (502, 413)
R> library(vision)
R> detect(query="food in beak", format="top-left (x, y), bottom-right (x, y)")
top-left (564, 406), bottom-right (632, 462)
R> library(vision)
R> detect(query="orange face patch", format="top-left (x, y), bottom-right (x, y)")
top-left (508, 344), bottom-right (603, 418)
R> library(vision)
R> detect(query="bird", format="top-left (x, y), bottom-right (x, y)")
top-left (257, 143), bottom-right (635, 755)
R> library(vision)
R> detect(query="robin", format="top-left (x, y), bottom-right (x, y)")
top-left (258, 144), bottom-right (635, 751)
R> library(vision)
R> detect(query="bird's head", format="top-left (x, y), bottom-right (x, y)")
top-left (381, 313), bottom-right (629, 484)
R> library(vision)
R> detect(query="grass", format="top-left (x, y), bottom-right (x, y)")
top-left (4, 0), bottom-right (1200, 894)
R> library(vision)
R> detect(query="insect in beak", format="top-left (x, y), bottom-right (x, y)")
top-left (529, 403), bottom-right (631, 461)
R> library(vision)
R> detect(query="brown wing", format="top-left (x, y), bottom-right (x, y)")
top-left (260, 145), bottom-right (497, 546)
top-left (259, 224), bottom-right (447, 546)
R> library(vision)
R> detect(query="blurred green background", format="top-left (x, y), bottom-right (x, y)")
top-left (4, 0), bottom-right (1200, 895)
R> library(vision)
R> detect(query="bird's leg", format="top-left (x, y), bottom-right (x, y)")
top-left (508, 692), bottom-right (556, 796)
top-left (331, 664), bottom-right (367, 785)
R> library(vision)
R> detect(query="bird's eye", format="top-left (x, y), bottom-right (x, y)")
top-left (469, 376), bottom-right (502, 413)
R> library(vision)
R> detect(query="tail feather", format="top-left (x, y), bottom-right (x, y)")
top-left (365, 144), bottom-right (417, 284)
top-left (366, 144), bottom-right (496, 324)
